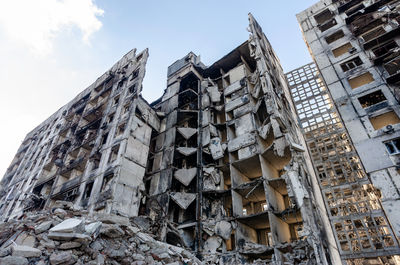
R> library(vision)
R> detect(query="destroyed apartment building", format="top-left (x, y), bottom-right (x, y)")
top-left (1, 9), bottom-right (400, 265)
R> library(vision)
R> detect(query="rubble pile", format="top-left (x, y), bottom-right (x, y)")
top-left (0, 201), bottom-right (201, 265)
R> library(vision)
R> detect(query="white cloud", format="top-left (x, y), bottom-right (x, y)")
top-left (0, 0), bottom-right (104, 54)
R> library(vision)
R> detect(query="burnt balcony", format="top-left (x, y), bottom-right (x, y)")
top-left (75, 118), bottom-right (102, 135)
top-left (364, 27), bottom-right (400, 50)
top-left (51, 176), bottom-right (82, 199)
top-left (59, 156), bottom-right (87, 176)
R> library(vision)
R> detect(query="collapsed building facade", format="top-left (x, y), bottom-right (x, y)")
top-left (2, 8), bottom-right (400, 264)
top-left (296, 0), bottom-right (400, 263)
top-left (0, 14), bottom-right (339, 264)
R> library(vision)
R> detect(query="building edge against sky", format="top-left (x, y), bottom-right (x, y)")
top-left (0, 13), bottom-right (342, 264)
top-left (296, 0), bottom-right (400, 264)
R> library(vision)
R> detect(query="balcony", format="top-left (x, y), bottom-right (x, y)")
top-left (51, 176), bottom-right (82, 198)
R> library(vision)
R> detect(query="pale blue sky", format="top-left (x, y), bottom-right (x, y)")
top-left (0, 0), bottom-right (317, 176)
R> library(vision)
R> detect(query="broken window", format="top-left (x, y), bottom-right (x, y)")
top-left (385, 139), bottom-right (400, 155)
top-left (101, 173), bottom-right (114, 192)
top-left (101, 132), bottom-right (109, 145)
top-left (318, 18), bottom-right (337, 32)
top-left (348, 72), bottom-right (374, 89)
top-left (123, 104), bottom-right (130, 114)
top-left (369, 111), bottom-right (400, 130)
top-left (108, 113), bottom-right (114, 123)
top-left (116, 122), bottom-right (126, 137)
top-left (108, 144), bottom-right (120, 163)
top-left (358, 90), bottom-right (387, 108)
top-left (113, 96), bottom-right (120, 106)
top-left (332, 43), bottom-right (353, 58)
top-left (131, 69), bottom-right (139, 80)
top-left (340, 56), bottom-right (363, 72)
top-left (83, 181), bottom-right (94, 200)
top-left (314, 9), bottom-right (334, 25)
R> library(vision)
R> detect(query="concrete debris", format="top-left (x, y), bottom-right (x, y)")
top-left (214, 221), bottom-right (232, 240)
top-left (176, 147), bottom-right (197, 156)
top-left (177, 127), bottom-right (197, 140)
top-left (170, 192), bottom-right (196, 209)
top-left (0, 206), bottom-right (202, 265)
top-left (203, 236), bottom-right (222, 253)
top-left (174, 168), bottom-right (197, 186)
top-left (49, 218), bottom-right (84, 233)
top-left (206, 86), bottom-right (221, 103)
top-left (209, 137), bottom-right (224, 160)
top-left (12, 245), bottom-right (42, 258)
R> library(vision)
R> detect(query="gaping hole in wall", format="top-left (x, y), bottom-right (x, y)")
top-left (348, 72), bottom-right (374, 89)
top-left (325, 30), bottom-right (344, 44)
top-left (202, 193), bottom-right (232, 218)
top-left (340, 56), bottom-right (363, 72)
top-left (179, 73), bottom-right (199, 93)
top-left (178, 89), bottom-right (198, 110)
top-left (332, 42), bottom-right (354, 57)
top-left (369, 111), bottom-right (400, 130)
top-left (314, 9), bottom-right (335, 25)
top-left (108, 144), bottom-right (120, 164)
top-left (358, 90), bottom-right (387, 109)
top-left (83, 181), bottom-right (94, 200)
top-left (177, 111), bottom-right (198, 128)
top-left (319, 18), bottom-right (338, 32)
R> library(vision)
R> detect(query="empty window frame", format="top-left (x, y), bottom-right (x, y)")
top-left (83, 181), bottom-right (94, 200)
top-left (348, 72), bottom-right (374, 89)
top-left (340, 56), bottom-right (363, 72)
top-left (113, 96), bottom-right (120, 106)
top-left (325, 30), bottom-right (345, 44)
top-left (319, 18), bottom-right (337, 32)
top-left (332, 43), bottom-right (353, 58)
top-left (369, 111), bottom-right (400, 130)
top-left (358, 90), bottom-right (387, 108)
top-left (385, 139), bottom-right (400, 155)
top-left (314, 9), bottom-right (335, 25)
top-left (108, 144), bottom-right (120, 163)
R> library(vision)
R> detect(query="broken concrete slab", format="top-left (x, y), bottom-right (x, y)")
top-left (48, 232), bottom-right (91, 242)
top-left (207, 86), bottom-right (221, 103)
top-left (214, 221), bottom-right (232, 240)
top-left (176, 147), bottom-right (197, 156)
top-left (177, 127), bottom-right (197, 140)
top-left (0, 256), bottom-right (28, 265)
top-left (210, 137), bottom-right (224, 160)
top-left (49, 218), bottom-right (84, 233)
top-left (174, 168), bottom-right (197, 186)
top-left (95, 214), bottom-right (129, 226)
top-left (203, 236), bottom-right (222, 253)
top-left (12, 245), bottom-right (41, 258)
top-left (35, 221), bottom-right (53, 234)
top-left (170, 192), bottom-right (196, 209)
top-left (228, 133), bottom-right (257, 152)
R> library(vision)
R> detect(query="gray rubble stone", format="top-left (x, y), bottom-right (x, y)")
top-left (59, 241), bottom-right (82, 249)
top-left (12, 245), bottom-right (42, 258)
top-left (35, 220), bottom-right (53, 234)
top-left (100, 224), bottom-right (125, 238)
top-left (50, 218), bottom-right (84, 233)
top-left (0, 256), bottom-right (29, 265)
top-left (49, 251), bottom-right (72, 265)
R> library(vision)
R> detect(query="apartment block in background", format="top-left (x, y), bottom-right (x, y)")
top-left (297, 0), bottom-right (400, 263)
